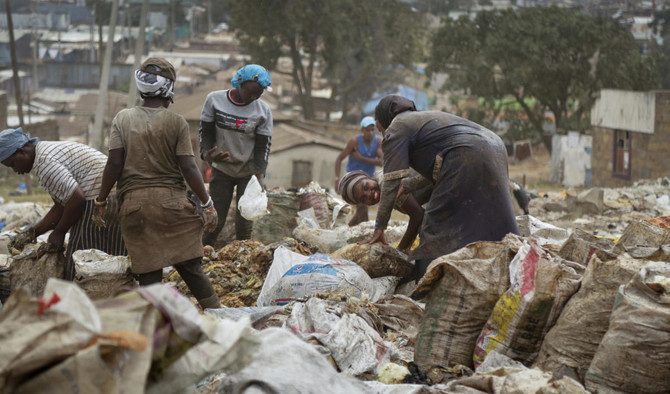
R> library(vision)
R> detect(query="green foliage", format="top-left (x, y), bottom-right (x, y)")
top-left (85, 0), bottom-right (113, 26)
top-left (427, 7), bottom-right (660, 146)
top-left (501, 117), bottom-right (539, 144)
top-left (224, 0), bottom-right (423, 120)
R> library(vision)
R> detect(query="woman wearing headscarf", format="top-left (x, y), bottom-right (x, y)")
top-left (0, 127), bottom-right (126, 280)
top-left (93, 57), bottom-right (221, 309)
top-left (334, 116), bottom-right (383, 226)
top-left (338, 169), bottom-right (432, 256)
top-left (365, 95), bottom-right (519, 280)
top-left (198, 64), bottom-right (273, 247)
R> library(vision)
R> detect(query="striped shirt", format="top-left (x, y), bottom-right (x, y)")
top-left (32, 141), bottom-right (107, 204)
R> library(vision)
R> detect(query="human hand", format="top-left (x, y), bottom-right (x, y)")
top-left (256, 173), bottom-right (267, 191)
top-left (8, 227), bottom-right (37, 252)
top-left (358, 228), bottom-right (388, 245)
top-left (201, 197), bottom-right (218, 232)
top-left (204, 146), bottom-right (231, 163)
top-left (397, 180), bottom-right (405, 199)
top-left (38, 241), bottom-right (64, 254)
top-left (47, 229), bottom-right (66, 248)
top-left (351, 150), bottom-right (364, 161)
top-left (92, 203), bottom-right (107, 228)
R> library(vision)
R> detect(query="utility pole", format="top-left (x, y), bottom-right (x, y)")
top-left (168, 0), bottom-right (175, 51)
top-left (4, 0), bottom-right (33, 194)
top-left (90, 0), bottom-right (119, 152)
top-left (89, 4), bottom-right (96, 63)
top-left (207, 1), bottom-right (212, 34)
top-left (31, 2), bottom-right (39, 92)
top-left (127, 0), bottom-right (150, 108)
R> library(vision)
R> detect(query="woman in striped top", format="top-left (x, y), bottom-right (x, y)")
top-left (0, 127), bottom-right (127, 280)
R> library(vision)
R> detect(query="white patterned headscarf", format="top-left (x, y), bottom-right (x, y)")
top-left (134, 69), bottom-right (175, 103)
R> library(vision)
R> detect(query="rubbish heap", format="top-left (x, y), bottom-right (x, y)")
top-left (164, 238), bottom-right (313, 307)
top-left (0, 181), bottom-right (669, 393)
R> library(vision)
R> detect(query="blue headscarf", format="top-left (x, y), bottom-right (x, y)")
top-left (0, 128), bottom-right (39, 162)
top-left (231, 64), bottom-right (272, 91)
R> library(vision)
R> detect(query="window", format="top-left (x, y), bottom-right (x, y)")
top-left (613, 130), bottom-right (631, 179)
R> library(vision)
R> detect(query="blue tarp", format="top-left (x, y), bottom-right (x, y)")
top-left (362, 85), bottom-right (429, 115)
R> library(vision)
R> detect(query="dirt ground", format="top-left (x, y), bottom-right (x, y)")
top-left (508, 144), bottom-right (554, 192)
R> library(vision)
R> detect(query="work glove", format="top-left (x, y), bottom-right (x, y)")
top-left (92, 199), bottom-right (107, 228)
top-left (202, 201), bottom-right (218, 233)
top-left (8, 227), bottom-right (36, 253)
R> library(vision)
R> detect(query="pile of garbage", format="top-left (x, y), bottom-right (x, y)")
top-left (1, 180), bottom-right (670, 393)
top-left (0, 202), bottom-right (48, 234)
top-left (530, 177), bottom-right (670, 238)
top-left (165, 238), bottom-right (313, 307)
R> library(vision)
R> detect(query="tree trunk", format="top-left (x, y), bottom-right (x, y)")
top-left (514, 93), bottom-right (551, 151)
top-left (127, 0), bottom-right (150, 108)
top-left (91, 0), bottom-right (119, 152)
top-left (98, 1), bottom-right (103, 74)
top-left (288, 39), bottom-right (315, 119)
top-left (340, 92), bottom-right (349, 124)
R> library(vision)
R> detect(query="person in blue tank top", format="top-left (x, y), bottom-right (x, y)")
top-left (335, 116), bottom-right (383, 226)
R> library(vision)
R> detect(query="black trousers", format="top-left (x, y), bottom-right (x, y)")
top-left (202, 168), bottom-right (253, 247)
top-left (136, 257), bottom-right (220, 309)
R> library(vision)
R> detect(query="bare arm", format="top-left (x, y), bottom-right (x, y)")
top-left (350, 137), bottom-right (383, 166)
top-left (350, 150), bottom-right (383, 166)
top-left (177, 155), bottom-right (210, 204)
top-left (396, 194), bottom-right (424, 253)
top-left (178, 155), bottom-right (217, 232)
top-left (32, 200), bottom-right (64, 237)
top-left (48, 187), bottom-right (86, 247)
top-left (334, 138), bottom-right (357, 179)
top-left (97, 148), bottom-right (125, 202)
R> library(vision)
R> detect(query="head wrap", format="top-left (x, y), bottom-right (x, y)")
top-left (231, 64), bottom-right (272, 91)
top-left (374, 95), bottom-right (417, 130)
top-left (360, 116), bottom-right (375, 128)
top-left (135, 69), bottom-right (175, 103)
top-left (0, 127), bottom-right (38, 162)
top-left (338, 170), bottom-right (373, 204)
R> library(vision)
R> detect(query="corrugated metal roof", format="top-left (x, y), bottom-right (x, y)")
top-left (363, 85), bottom-right (429, 114)
top-left (271, 122), bottom-right (345, 153)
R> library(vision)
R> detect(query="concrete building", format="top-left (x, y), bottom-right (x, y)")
top-left (266, 121), bottom-right (345, 190)
top-left (590, 89), bottom-right (670, 187)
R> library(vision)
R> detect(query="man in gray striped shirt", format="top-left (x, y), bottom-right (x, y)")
top-left (0, 128), bottom-right (126, 279)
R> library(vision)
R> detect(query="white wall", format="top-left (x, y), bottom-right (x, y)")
top-left (551, 132), bottom-right (593, 187)
top-left (266, 145), bottom-right (342, 191)
top-left (591, 89), bottom-right (655, 134)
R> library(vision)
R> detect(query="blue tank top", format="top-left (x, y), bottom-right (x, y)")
top-left (346, 135), bottom-right (377, 176)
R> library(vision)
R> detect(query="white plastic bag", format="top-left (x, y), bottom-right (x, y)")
top-left (285, 297), bottom-right (398, 376)
top-left (72, 249), bottom-right (131, 278)
top-left (238, 175), bottom-right (269, 221)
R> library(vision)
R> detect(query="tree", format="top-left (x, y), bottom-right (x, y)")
top-left (85, 0), bottom-right (113, 66)
top-left (427, 7), bottom-right (660, 148)
top-left (224, 0), bottom-right (423, 120)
